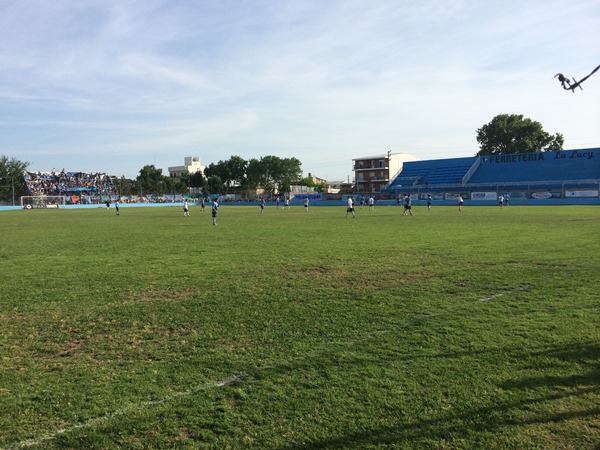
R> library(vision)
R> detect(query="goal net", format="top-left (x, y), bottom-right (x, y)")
top-left (21, 195), bottom-right (66, 209)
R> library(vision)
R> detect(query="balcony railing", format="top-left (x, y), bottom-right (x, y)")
top-left (354, 165), bottom-right (389, 170)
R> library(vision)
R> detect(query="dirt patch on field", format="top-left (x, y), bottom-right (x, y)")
top-left (123, 287), bottom-right (199, 304)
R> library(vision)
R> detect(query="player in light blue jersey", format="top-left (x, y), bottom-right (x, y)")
top-left (212, 198), bottom-right (219, 225)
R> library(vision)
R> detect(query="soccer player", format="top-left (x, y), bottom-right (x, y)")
top-left (458, 195), bottom-right (464, 211)
top-left (304, 197), bottom-right (309, 212)
top-left (212, 198), bottom-right (219, 225)
top-left (368, 196), bottom-right (375, 211)
top-left (498, 194), bottom-right (504, 208)
top-left (403, 194), bottom-right (413, 216)
top-left (183, 199), bottom-right (190, 217)
top-left (258, 197), bottom-right (265, 214)
top-left (346, 196), bottom-right (356, 218)
top-left (426, 194), bottom-right (432, 211)
top-left (115, 200), bottom-right (120, 216)
top-left (200, 197), bottom-right (205, 212)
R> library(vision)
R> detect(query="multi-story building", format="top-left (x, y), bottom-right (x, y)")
top-left (168, 157), bottom-right (204, 178)
top-left (353, 152), bottom-right (419, 194)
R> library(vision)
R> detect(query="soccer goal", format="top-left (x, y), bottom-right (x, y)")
top-left (21, 195), bottom-right (65, 209)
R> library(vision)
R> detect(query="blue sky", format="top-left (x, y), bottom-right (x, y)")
top-left (1, 0), bottom-right (599, 181)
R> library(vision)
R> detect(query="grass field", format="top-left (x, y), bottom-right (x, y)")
top-left (1, 204), bottom-right (598, 449)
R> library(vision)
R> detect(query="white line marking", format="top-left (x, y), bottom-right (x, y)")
top-left (479, 292), bottom-right (505, 302)
top-left (479, 286), bottom-right (528, 302)
top-left (7, 286), bottom-right (528, 449)
top-left (7, 377), bottom-right (246, 449)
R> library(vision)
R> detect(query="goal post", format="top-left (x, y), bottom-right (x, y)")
top-left (20, 195), bottom-right (65, 209)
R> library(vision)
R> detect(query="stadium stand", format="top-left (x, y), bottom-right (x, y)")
top-left (383, 148), bottom-right (600, 203)
top-left (24, 170), bottom-right (117, 204)
top-left (469, 150), bottom-right (600, 183)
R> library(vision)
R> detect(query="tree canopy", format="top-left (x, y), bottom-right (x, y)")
top-left (0, 155), bottom-right (29, 202)
top-left (205, 155), bottom-right (302, 194)
top-left (476, 114), bottom-right (564, 156)
top-left (9, 154), bottom-right (305, 200)
top-left (135, 165), bottom-right (191, 196)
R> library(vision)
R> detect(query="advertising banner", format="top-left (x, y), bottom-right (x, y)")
top-left (565, 190), bottom-right (599, 198)
top-left (531, 191), bottom-right (561, 199)
top-left (470, 192), bottom-right (497, 201)
top-left (445, 193), bottom-right (468, 200)
top-left (505, 192), bottom-right (527, 199)
top-left (293, 193), bottom-right (322, 201)
top-left (419, 193), bottom-right (445, 200)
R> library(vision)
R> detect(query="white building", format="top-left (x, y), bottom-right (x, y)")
top-left (168, 157), bottom-right (204, 178)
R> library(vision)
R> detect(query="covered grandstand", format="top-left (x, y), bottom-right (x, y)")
top-left (23, 170), bottom-right (118, 204)
top-left (382, 148), bottom-right (600, 205)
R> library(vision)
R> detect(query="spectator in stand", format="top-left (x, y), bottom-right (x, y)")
top-left (24, 170), bottom-right (118, 199)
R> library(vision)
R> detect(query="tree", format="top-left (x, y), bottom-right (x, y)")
top-left (299, 177), bottom-right (316, 188)
top-left (184, 170), bottom-right (207, 194)
top-left (313, 182), bottom-right (326, 193)
top-left (204, 161), bottom-right (233, 192)
top-left (0, 155), bottom-right (29, 203)
top-left (246, 158), bottom-right (264, 191)
top-left (117, 176), bottom-right (136, 196)
top-left (136, 165), bottom-right (167, 196)
top-left (226, 155), bottom-right (248, 188)
top-left (275, 157), bottom-right (302, 193)
top-left (476, 114), bottom-right (564, 156)
top-left (207, 175), bottom-right (226, 194)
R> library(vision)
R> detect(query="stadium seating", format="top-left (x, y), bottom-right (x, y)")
top-left (385, 156), bottom-right (477, 190)
top-left (383, 148), bottom-right (600, 197)
top-left (24, 170), bottom-right (117, 199)
top-left (468, 149), bottom-right (600, 183)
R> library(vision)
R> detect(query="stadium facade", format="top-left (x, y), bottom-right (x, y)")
top-left (381, 147), bottom-right (600, 205)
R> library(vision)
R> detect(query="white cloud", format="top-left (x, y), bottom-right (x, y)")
top-left (1, 0), bottom-right (598, 179)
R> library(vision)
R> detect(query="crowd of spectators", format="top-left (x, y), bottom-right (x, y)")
top-left (24, 170), bottom-right (117, 196)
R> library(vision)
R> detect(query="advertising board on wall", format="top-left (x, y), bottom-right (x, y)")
top-left (565, 190), bottom-right (599, 198)
top-left (445, 193), bottom-right (469, 200)
top-left (531, 192), bottom-right (562, 199)
top-left (470, 192), bottom-right (497, 201)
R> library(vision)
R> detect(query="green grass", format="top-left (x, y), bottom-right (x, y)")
top-left (1, 204), bottom-right (598, 449)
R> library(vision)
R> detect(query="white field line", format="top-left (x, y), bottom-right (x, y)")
top-left (7, 374), bottom-right (252, 449)
top-left (479, 286), bottom-right (529, 302)
top-left (479, 292), bottom-right (506, 302)
top-left (7, 286), bottom-right (529, 449)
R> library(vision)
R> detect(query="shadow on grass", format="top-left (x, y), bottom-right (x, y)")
top-left (280, 341), bottom-right (599, 449)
